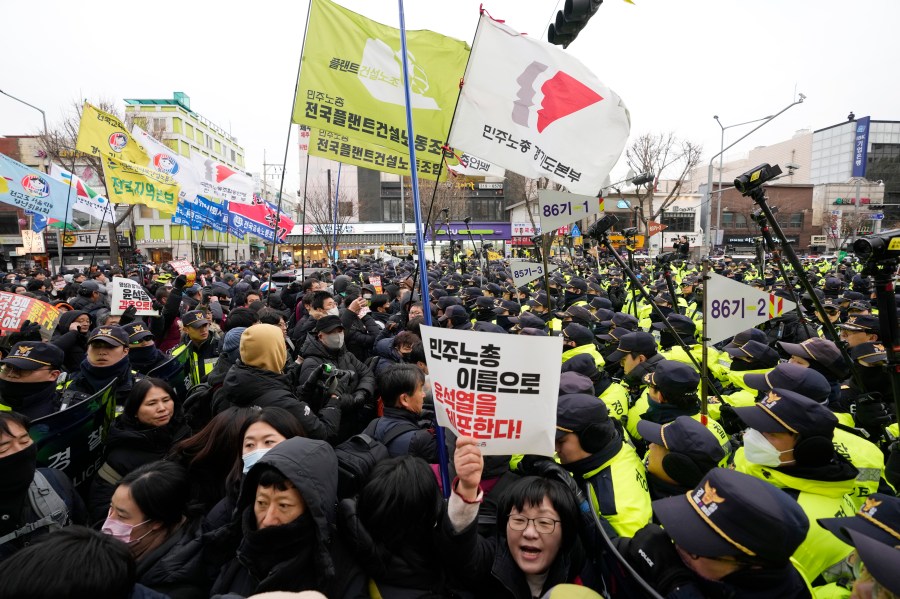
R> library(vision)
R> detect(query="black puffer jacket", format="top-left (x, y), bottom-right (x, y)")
top-left (137, 520), bottom-right (209, 599)
top-left (209, 437), bottom-right (367, 599)
top-left (88, 414), bottom-right (191, 522)
top-left (212, 361), bottom-right (340, 441)
top-left (50, 310), bottom-right (89, 373)
top-left (297, 335), bottom-right (376, 407)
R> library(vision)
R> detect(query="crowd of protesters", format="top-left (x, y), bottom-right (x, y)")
top-left (0, 249), bottom-right (898, 599)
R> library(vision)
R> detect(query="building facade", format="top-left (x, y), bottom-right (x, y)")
top-left (124, 92), bottom-right (258, 263)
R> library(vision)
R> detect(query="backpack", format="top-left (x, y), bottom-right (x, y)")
top-left (0, 471), bottom-right (69, 547)
top-left (182, 382), bottom-right (215, 432)
top-left (333, 423), bottom-right (420, 499)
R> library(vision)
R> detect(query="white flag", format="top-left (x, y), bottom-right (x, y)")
top-left (446, 152), bottom-right (506, 178)
top-left (131, 125), bottom-right (202, 204)
top-left (48, 164), bottom-right (114, 221)
top-left (448, 14), bottom-right (630, 196)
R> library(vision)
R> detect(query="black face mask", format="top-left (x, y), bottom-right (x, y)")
top-left (564, 290), bottom-right (582, 304)
top-left (659, 331), bottom-right (680, 349)
top-left (496, 315), bottom-right (515, 331)
top-left (728, 359), bottom-right (757, 372)
top-left (647, 471), bottom-right (690, 500)
top-left (0, 444), bottom-right (38, 534)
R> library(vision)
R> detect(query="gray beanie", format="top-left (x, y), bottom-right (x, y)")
top-left (223, 326), bottom-right (247, 360)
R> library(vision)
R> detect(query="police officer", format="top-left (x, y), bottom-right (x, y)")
top-left (561, 323), bottom-right (605, 369)
top-left (0, 342), bottom-right (64, 419)
top-left (618, 468), bottom-right (812, 598)
top-left (554, 392), bottom-right (651, 538)
top-left (731, 388), bottom-right (858, 580)
top-left (637, 415), bottom-right (727, 500)
top-left (171, 309), bottom-right (220, 388)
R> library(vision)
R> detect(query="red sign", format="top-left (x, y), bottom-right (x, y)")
top-left (648, 221), bottom-right (668, 237)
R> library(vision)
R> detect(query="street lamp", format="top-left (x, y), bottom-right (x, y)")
top-left (713, 114), bottom-right (771, 241)
top-left (702, 94), bottom-right (806, 253)
top-left (0, 89), bottom-right (48, 140)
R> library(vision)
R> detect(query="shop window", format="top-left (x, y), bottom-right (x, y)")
top-left (659, 211), bottom-right (695, 232)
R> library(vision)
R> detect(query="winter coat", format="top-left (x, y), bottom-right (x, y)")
top-left (212, 361), bottom-right (340, 441)
top-left (298, 335), bottom-right (376, 408)
top-left (137, 520), bottom-right (210, 599)
top-left (88, 414), bottom-right (191, 522)
top-left (340, 308), bottom-right (382, 363)
top-left (50, 310), bottom-right (89, 373)
top-left (209, 437), bottom-right (367, 599)
top-left (363, 407), bottom-right (437, 463)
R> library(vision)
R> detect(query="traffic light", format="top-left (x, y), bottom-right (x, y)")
top-left (547, 0), bottom-right (603, 47)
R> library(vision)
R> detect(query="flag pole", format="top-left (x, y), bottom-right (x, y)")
top-left (87, 198), bottom-right (113, 271)
top-left (56, 168), bottom-right (76, 273)
top-left (331, 163), bottom-right (342, 264)
top-left (397, 0), bottom-right (450, 497)
top-left (267, 0), bottom-right (313, 299)
top-left (300, 153), bottom-right (310, 272)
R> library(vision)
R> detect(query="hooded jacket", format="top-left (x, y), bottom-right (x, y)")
top-left (212, 361), bottom-right (340, 441)
top-left (298, 334), bottom-right (376, 409)
top-left (209, 437), bottom-right (366, 598)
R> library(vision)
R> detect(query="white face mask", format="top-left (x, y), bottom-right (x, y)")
top-left (326, 307), bottom-right (340, 317)
top-left (242, 447), bottom-right (270, 474)
top-left (322, 332), bottom-right (344, 350)
top-left (742, 428), bottom-right (795, 467)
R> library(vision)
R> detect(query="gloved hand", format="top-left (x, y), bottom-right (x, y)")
top-left (623, 523), bottom-right (694, 595)
top-left (854, 394), bottom-right (893, 431)
top-left (718, 404), bottom-right (745, 436)
top-left (174, 274), bottom-right (188, 290)
top-left (8, 320), bottom-right (42, 344)
top-left (339, 392), bottom-right (366, 410)
top-left (119, 305), bottom-right (138, 325)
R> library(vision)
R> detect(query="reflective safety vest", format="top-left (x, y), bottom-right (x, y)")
top-left (733, 449), bottom-right (856, 580)
top-left (831, 428), bottom-right (888, 505)
top-left (171, 343), bottom-right (218, 389)
top-left (579, 443), bottom-right (652, 538)
top-left (561, 344), bottom-right (606, 369)
top-left (661, 345), bottom-right (729, 381)
top-left (626, 393), bottom-right (731, 461)
top-left (600, 382), bottom-right (628, 422)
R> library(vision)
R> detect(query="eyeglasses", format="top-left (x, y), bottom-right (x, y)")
top-left (507, 515), bottom-right (560, 534)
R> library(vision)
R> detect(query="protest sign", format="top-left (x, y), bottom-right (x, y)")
top-left (169, 260), bottom-right (196, 286)
top-left (420, 325), bottom-right (562, 456)
top-left (0, 291), bottom-right (60, 340)
top-left (705, 273), bottom-right (797, 345)
top-left (110, 276), bottom-right (158, 316)
top-left (369, 275), bottom-right (383, 294)
top-left (30, 380), bottom-right (117, 492)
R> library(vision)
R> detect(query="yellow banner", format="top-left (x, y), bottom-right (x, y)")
top-left (307, 127), bottom-right (454, 181)
top-left (76, 104), bottom-right (148, 164)
top-left (102, 156), bottom-right (178, 215)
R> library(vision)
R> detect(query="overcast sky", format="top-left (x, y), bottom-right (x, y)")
top-left (2, 0), bottom-right (897, 197)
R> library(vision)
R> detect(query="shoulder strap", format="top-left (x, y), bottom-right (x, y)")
top-left (0, 472), bottom-right (69, 546)
top-left (381, 421), bottom-right (421, 448)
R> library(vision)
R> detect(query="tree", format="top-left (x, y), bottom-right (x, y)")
top-left (824, 210), bottom-right (873, 252)
top-left (304, 184), bottom-right (354, 264)
top-left (37, 99), bottom-right (150, 267)
top-left (625, 132), bottom-right (703, 237)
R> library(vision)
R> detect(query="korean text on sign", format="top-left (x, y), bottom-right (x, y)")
top-left (420, 326), bottom-right (562, 456)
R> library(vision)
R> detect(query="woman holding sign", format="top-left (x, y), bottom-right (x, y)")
top-left (439, 436), bottom-right (586, 599)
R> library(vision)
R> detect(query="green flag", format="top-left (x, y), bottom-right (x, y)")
top-left (293, 0), bottom-right (469, 177)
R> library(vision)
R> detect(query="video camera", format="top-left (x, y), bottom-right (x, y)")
top-left (734, 163), bottom-right (783, 195)
top-left (586, 214), bottom-right (619, 241)
top-left (622, 227), bottom-right (639, 237)
top-left (853, 229), bottom-right (900, 263)
top-left (655, 252), bottom-right (677, 266)
top-left (321, 363), bottom-right (353, 379)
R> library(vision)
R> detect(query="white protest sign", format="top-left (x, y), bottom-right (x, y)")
top-left (21, 230), bottom-right (45, 254)
top-left (110, 277), bottom-right (158, 316)
top-left (538, 189), bottom-right (605, 232)
top-left (509, 260), bottom-right (559, 288)
top-left (705, 273), bottom-right (797, 344)
top-left (169, 260), bottom-right (196, 286)
top-left (420, 325), bottom-right (562, 456)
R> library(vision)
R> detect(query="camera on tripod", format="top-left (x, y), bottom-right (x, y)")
top-left (734, 163), bottom-right (783, 195)
top-left (853, 228), bottom-right (900, 262)
top-left (655, 252), bottom-right (676, 266)
top-left (586, 214), bottom-right (620, 242)
top-left (622, 227), bottom-right (639, 237)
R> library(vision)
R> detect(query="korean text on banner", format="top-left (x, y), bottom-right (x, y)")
top-left (448, 13), bottom-right (630, 196)
top-left (307, 126), bottom-right (451, 181)
top-left (705, 273), bottom-right (797, 345)
top-left (369, 275), bottom-right (383, 294)
top-left (169, 260), bottom-right (196, 286)
top-left (419, 325), bottom-right (562, 456)
top-left (0, 291), bottom-right (61, 341)
top-left (49, 164), bottom-right (114, 221)
top-left (75, 103), bottom-right (151, 164)
top-left (293, 0), bottom-right (469, 166)
top-left (110, 277), bottom-right (158, 316)
top-left (227, 200), bottom-right (295, 243)
top-left (102, 156), bottom-right (179, 215)
top-left (30, 381), bottom-right (117, 492)
top-left (0, 153), bottom-right (71, 222)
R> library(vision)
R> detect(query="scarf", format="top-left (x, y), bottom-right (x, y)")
top-left (238, 507), bottom-right (316, 585)
top-left (643, 397), bottom-right (699, 424)
top-left (78, 356), bottom-right (131, 392)
top-left (0, 380), bottom-right (56, 410)
top-left (127, 345), bottom-right (165, 371)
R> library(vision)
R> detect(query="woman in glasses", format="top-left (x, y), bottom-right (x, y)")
top-left (439, 436), bottom-right (585, 599)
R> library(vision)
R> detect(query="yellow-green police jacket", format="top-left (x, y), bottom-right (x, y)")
top-left (733, 448), bottom-right (856, 581)
top-left (562, 343), bottom-right (606, 370)
top-left (578, 442), bottom-right (653, 538)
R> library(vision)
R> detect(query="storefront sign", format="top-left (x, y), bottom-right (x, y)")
top-left (427, 222), bottom-right (511, 241)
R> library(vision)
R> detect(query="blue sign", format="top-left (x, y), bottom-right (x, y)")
top-left (870, 213), bottom-right (884, 220)
top-left (852, 116), bottom-right (870, 178)
top-left (616, 200), bottom-right (631, 209)
top-left (570, 223), bottom-right (581, 237)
